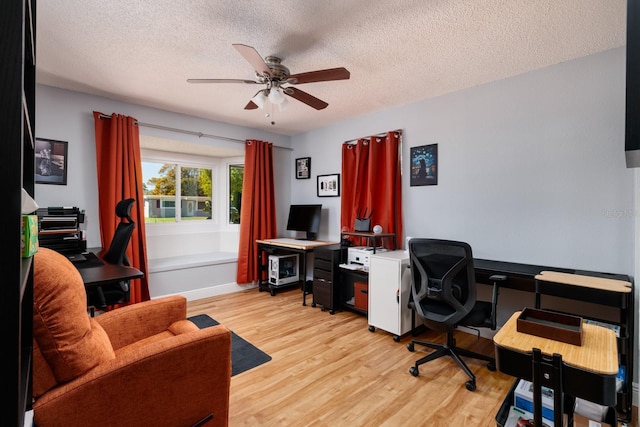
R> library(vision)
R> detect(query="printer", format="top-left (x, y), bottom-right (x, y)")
top-left (347, 246), bottom-right (387, 270)
top-left (36, 206), bottom-right (86, 254)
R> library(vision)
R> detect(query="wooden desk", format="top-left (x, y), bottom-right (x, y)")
top-left (72, 251), bottom-right (144, 288)
top-left (78, 263), bottom-right (144, 288)
top-left (494, 311), bottom-right (618, 426)
top-left (471, 259), bottom-right (633, 422)
top-left (256, 238), bottom-right (339, 304)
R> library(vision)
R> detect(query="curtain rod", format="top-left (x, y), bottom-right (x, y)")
top-left (98, 114), bottom-right (292, 150)
top-left (343, 129), bottom-right (403, 145)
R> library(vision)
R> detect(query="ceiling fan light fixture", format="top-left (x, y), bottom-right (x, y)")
top-left (278, 96), bottom-right (289, 112)
top-left (268, 86), bottom-right (286, 105)
top-left (251, 90), bottom-right (268, 109)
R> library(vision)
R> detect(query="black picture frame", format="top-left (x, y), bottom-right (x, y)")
top-left (410, 143), bottom-right (438, 186)
top-left (35, 138), bottom-right (68, 185)
top-left (317, 173), bottom-right (340, 197)
top-left (296, 157), bottom-right (311, 179)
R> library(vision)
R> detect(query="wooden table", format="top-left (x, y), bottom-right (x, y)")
top-left (256, 238), bottom-right (339, 304)
top-left (493, 311), bottom-right (618, 426)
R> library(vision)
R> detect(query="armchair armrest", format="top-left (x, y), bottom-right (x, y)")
top-left (33, 324), bottom-right (232, 427)
top-left (95, 295), bottom-right (187, 349)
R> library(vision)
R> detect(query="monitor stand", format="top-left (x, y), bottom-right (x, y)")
top-left (297, 232), bottom-right (316, 241)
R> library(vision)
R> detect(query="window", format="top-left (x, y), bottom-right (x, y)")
top-left (143, 161), bottom-right (213, 223)
top-left (228, 164), bottom-right (243, 224)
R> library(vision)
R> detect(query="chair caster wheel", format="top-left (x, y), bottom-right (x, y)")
top-left (329, 309), bottom-right (335, 315)
top-left (393, 335), bottom-right (400, 342)
top-left (409, 366), bottom-right (419, 377)
top-left (407, 342), bottom-right (415, 352)
top-left (312, 302), bottom-right (316, 308)
top-left (465, 380), bottom-right (476, 391)
top-left (487, 362), bottom-right (496, 371)
top-left (368, 325), bottom-right (375, 332)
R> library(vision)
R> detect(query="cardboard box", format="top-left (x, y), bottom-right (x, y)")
top-left (514, 379), bottom-right (555, 423)
top-left (21, 215), bottom-right (38, 258)
top-left (572, 413), bottom-right (611, 427)
top-left (354, 281), bottom-right (368, 311)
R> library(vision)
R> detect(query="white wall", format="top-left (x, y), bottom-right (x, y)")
top-left (290, 47), bottom-right (639, 401)
top-left (34, 85), bottom-right (293, 249)
top-left (35, 48), bottom-right (638, 401)
top-left (292, 47), bottom-right (634, 276)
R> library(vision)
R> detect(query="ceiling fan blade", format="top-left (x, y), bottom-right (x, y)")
top-left (233, 44), bottom-right (272, 77)
top-left (244, 100), bottom-right (259, 110)
top-left (187, 78), bottom-right (258, 84)
top-left (287, 67), bottom-right (350, 84)
top-left (284, 87), bottom-right (329, 110)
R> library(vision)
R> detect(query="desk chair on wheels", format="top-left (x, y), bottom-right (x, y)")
top-left (86, 198), bottom-right (136, 315)
top-left (406, 238), bottom-right (503, 391)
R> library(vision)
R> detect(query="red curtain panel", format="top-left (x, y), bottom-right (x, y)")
top-left (93, 111), bottom-right (150, 303)
top-left (236, 139), bottom-right (277, 284)
top-left (341, 130), bottom-right (403, 249)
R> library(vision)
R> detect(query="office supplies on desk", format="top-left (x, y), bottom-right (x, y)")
top-left (65, 253), bottom-right (86, 263)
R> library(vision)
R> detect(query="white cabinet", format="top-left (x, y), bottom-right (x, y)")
top-left (368, 250), bottom-right (416, 341)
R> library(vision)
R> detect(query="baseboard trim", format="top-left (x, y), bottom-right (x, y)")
top-left (151, 281), bottom-right (257, 301)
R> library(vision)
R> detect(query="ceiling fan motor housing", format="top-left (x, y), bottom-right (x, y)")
top-left (262, 56), bottom-right (290, 80)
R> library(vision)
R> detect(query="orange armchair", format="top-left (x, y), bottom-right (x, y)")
top-left (32, 247), bottom-right (232, 427)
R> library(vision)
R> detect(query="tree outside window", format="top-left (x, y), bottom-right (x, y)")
top-left (143, 162), bottom-right (212, 223)
top-left (228, 164), bottom-right (243, 224)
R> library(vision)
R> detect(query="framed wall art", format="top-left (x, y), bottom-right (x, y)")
top-left (410, 143), bottom-right (438, 186)
top-left (296, 157), bottom-right (311, 179)
top-left (317, 173), bottom-right (340, 197)
top-left (35, 138), bottom-right (68, 185)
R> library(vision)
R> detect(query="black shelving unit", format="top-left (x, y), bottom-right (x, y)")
top-left (1, 0), bottom-right (36, 425)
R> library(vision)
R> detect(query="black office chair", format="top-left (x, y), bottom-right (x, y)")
top-left (406, 238), bottom-right (503, 391)
top-left (86, 198), bottom-right (136, 315)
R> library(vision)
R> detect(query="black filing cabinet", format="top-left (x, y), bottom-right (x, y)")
top-left (312, 245), bottom-right (342, 314)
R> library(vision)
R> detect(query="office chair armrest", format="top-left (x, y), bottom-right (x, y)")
top-left (95, 295), bottom-right (188, 350)
top-left (33, 325), bottom-right (232, 427)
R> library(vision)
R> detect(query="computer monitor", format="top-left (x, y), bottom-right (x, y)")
top-left (286, 204), bottom-right (322, 240)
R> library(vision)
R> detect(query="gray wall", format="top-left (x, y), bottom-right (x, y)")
top-left (290, 47), bottom-right (638, 398)
top-left (34, 85), bottom-right (293, 249)
top-left (292, 47), bottom-right (634, 276)
top-left (34, 47), bottom-right (638, 401)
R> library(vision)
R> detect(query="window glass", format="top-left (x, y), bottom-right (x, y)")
top-left (142, 162), bottom-right (212, 223)
top-left (228, 164), bottom-right (243, 224)
top-left (143, 162), bottom-right (177, 222)
top-left (181, 166), bottom-right (212, 221)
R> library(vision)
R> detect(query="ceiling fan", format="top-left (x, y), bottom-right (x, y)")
top-left (187, 44), bottom-right (350, 111)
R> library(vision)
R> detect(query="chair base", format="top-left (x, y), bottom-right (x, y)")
top-left (407, 332), bottom-right (495, 391)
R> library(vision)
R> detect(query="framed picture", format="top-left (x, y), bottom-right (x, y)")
top-left (295, 157), bottom-right (311, 179)
top-left (317, 173), bottom-right (340, 197)
top-left (35, 138), bottom-right (68, 185)
top-left (410, 143), bottom-right (438, 186)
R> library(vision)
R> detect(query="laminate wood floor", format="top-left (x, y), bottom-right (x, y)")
top-left (187, 288), bottom-right (636, 427)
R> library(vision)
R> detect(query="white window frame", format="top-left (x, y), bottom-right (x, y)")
top-left (142, 149), bottom-right (219, 234)
top-left (224, 157), bottom-right (244, 230)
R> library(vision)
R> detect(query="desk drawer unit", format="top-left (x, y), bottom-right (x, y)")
top-left (312, 245), bottom-right (342, 314)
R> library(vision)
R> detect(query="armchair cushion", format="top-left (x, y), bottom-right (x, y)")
top-left (32, 248), bottom-right (115, 395)
top-left (31, 248), bottom-right (232, 427)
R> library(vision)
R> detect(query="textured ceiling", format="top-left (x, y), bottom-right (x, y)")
top-left (36, 0), bottom-right (626, 137)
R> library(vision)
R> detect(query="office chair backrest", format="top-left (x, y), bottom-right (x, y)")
top-left (408, 238), bottom-right (477, 330)
top-left (102, 198), bottom-right (136, 266)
